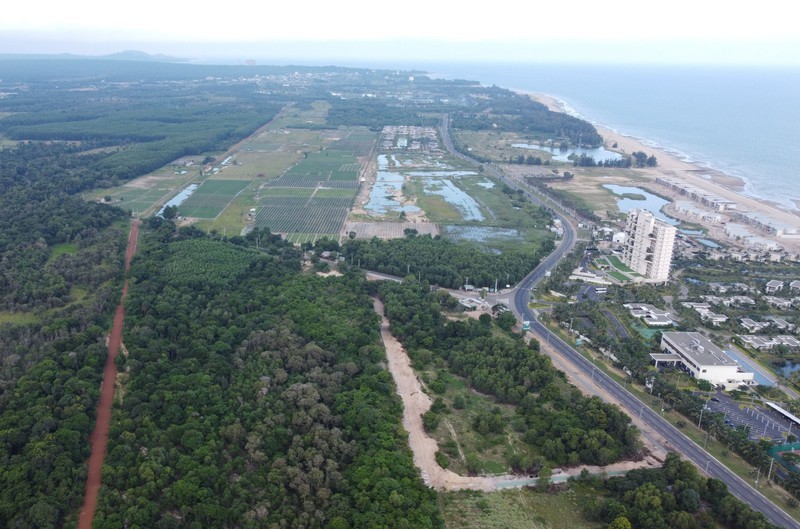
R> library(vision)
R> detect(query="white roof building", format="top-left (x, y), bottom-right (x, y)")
top-left (624, 303), bottom-right (675, 326)
top-left (656, 332), bottom-right (754, 389)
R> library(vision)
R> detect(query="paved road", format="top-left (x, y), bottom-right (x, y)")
top-left (438, 114), bottom-right (799, 529)
top-left (511, 215), bottom-right (798, 529)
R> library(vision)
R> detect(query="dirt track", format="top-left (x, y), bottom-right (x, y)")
top-left (77, 219), bottom-right (140, 529)
top-left (373, 297), bottom-right (661, 492)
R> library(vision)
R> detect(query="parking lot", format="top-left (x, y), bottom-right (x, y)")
top-left (701, 392), bottom-right (796, 443)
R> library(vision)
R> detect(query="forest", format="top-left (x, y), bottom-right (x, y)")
top-left (581, 452), bottom-right (778, 529)
top-left (341, 234), bottom-right (555, 290)
top-left (90, 223), bottom-right (442, 529)
top-left (375, 278), bottom-right (641, 469)
top-left (2, 56), bottom-right (782, 529)
top-left (449, 87), bottom-right (603, 147)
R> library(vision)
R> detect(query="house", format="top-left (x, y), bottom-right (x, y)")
top-left (765, 296), bottom-right (793, 309)
top-left (624, 303), bottom-right (675, 327)
top-left (766, 280), bottom-right (784, 293)
top-left (768, 317), bottom-right (796, 333)
top-left (682, 302), bottom-right (729, 326)
top-left (740, 318), bottom-right (770, 333)
top-left (790, 280), bottom-right (800, 292)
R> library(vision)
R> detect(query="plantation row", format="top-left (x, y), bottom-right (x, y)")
top-left (254, 205), bottom-right (348, 234)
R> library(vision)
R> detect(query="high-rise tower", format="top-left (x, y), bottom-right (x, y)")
top-left (621, 209), bottom-right (676, 282)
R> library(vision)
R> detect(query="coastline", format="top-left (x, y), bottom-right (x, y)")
top-left (525, 92), bottom-right (800, 250)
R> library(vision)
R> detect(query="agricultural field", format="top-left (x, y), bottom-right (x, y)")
top-left (87, 101), bottom-right (375, 239)
top-left (177, 179), bottom-right (250, 219)
top-left (87, 160), bottom-right (200, 216)
top-left (344, 221), bottom-right (440, 239)
top-left (253, 143), bottom-right (367, 240)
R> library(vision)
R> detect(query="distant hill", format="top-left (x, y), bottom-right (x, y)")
top-left (0, 50), bottom-right (188, 63)
top-left (100, 50), bottom-right (188, 62)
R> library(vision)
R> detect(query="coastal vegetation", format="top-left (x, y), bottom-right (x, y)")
top-left (0, 56), bottom-right (796, 529)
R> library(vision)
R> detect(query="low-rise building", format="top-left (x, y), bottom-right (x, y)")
top-left (655, 332), bottom-right (754, 389)
top-left (624, 303), bottom-right (675, 326)
top-left (766, 280), bottom-right (784, 293)
top-left (740, 318), bottom-right (770, 333)
top-left (738, 335), bottom-right (800, 351)
top-left (681, 302), bottom-right (728, 326)
top-left (765, 296), bottom-right (793, 309)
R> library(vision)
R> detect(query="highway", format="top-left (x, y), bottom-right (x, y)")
top-left (438, 113), bottom-right (799, 529)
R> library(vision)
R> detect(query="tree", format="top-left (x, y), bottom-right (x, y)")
top-left (496, 311), bottom-right (517, 331)
top-left (162, 205), bottom-right (179, 219)
top-left (536, 466), bottom-right (553, 492)
top-left (607, 516), bottom-right (632, 529)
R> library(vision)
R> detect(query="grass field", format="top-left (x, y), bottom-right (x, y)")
top-left (48, 242), bottom-right (79, 263)
top-left (440, 488), bottom-right (599, 529)
top-left (0, 311), bottom-right (39, 325)
top-left (607, 255), bottom-right (634, 272)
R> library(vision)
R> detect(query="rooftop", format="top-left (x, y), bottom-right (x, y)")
top-left (662, 332), bottom-right (738, 367)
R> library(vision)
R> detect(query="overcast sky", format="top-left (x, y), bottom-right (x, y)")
top-left (2, 0), bottom-right (799, 66)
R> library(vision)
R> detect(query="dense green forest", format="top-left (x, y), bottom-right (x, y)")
top-left (0, 57), bottom-right (641, 528)
top-left (581, 452), bottom-right (778, 529)
top-left (449, 86), bottom-right (603, 147)
top-left (376, 278), bottom-right (640, 469)
top-left (341, 234), bottom-right (555, 289)
top-left (92, 223), bottom-right (442, 529)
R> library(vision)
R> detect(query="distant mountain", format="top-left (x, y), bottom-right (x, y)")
top-left (100, 50), bottom-right (189, 62)
top-left (0, 50), bottom-right (189, 63)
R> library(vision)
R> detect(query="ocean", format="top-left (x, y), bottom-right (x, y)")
top-left (414, 63), bottom-right (800, 214)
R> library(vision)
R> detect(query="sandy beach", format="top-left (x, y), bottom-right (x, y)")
top-left (530, 93), bottom-right (800, 252)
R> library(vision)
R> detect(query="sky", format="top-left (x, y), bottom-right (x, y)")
top-left (2, 0), bottom-right (799, 66)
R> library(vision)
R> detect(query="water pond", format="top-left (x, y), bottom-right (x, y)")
top-left (512, 143), bottom-right (623, 163)
top-left (603, 184), bottom-right (679, 225)
top-left (423, 179), bottom-right (484, 221)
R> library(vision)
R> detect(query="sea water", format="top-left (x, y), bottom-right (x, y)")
top-left (416, 63), bottom-right (800, 213)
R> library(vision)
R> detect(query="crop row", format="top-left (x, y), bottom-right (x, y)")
top-left (254, 206), bottom-right (348, 235)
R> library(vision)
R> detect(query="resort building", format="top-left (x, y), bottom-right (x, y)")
top-left (766, 280), bottom-right (784, 293)
top-left (653, 332), bottom-right (754, 390)
top-left (624, 303), bottom-right (675, 327)
top-left (621, 209), bottom-right (676, 283)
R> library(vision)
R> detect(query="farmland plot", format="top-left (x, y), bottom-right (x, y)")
top-left (178, 180), bottom-right (250, 218)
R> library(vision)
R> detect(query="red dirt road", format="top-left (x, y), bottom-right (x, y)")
top-left (77, 220), bottom-right (140, 529)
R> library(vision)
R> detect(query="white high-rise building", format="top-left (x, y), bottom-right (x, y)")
top-left (621, 209), bottom-right (676, 282)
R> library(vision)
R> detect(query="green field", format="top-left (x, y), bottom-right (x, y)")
top-left (607, 270), bottom-right (629, 282)
top-left (0, 311), bottom-right (39, 325)
top-left (606, 255), bottom-right (635, 272)
top-left (440, 488), bottom-right (598, 529)
top-left (178, 180), bottom-right (250, 219)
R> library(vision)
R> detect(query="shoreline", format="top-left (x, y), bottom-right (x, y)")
top-left (524, 92), bottom-right (800, 250)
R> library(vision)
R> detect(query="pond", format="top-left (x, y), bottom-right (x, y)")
top-left (511, 143), bottom-right (623, 163)
top-left (602, 184), bottom-right (679, 225)
top-left (779, 362), bottom-right (800, 378)
top-left (157, 183), bottom-right (199, 217)
top-left (696, 238), bottom-right (721, 249)
top-left (422, 179), bottom-right (485, 221)
top-left (445, 225), bottom-right (519, 242)
top-left (363, 169), bottom-right (420, 216)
